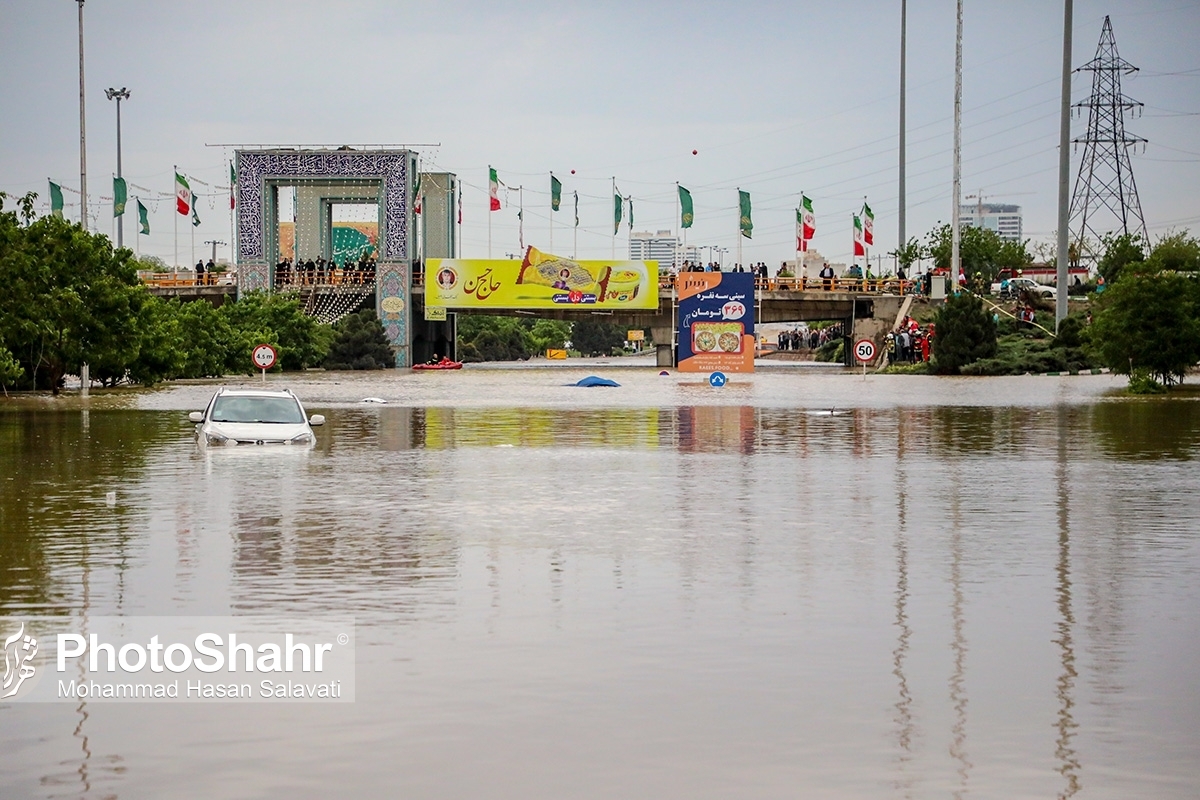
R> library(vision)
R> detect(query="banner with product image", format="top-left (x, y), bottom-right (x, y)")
top-left (677, 272), bottom-right (755, 373)
top-left (426, 247), bottom-right (657, 310)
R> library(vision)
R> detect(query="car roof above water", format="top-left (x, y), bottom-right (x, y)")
top-left (212, 387), bottom-right (298, 399)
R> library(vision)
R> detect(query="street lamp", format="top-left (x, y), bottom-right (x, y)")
top-left (105, 87), bottom-right (131, 248)
top-left (77, 0), bottom-right (87, 230)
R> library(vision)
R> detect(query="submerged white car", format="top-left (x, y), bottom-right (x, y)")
top-left (189, 388), bottom-right (324, 447)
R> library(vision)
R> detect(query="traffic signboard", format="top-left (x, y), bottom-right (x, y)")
top-left (853, 339), bottom-right (876, 364)
top-left (252, 343), bottom-right (277, 371)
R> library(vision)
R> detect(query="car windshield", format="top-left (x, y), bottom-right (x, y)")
top-left (211, 396), bottom-right (304, 424)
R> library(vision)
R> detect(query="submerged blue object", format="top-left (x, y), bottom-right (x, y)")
top-left (571, 376), bottom-right (621, 387)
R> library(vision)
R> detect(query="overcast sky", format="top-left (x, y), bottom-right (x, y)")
top-left (2, 0), bottom-right (1197, 267)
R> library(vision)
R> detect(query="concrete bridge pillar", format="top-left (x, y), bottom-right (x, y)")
top-left (649, 324), bottom-right (675, 368)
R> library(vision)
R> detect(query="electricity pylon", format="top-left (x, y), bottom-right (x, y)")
top-left (1068, 15), bottom-right (1148, 256)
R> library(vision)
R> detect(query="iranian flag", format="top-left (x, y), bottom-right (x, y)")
top-left (489, 166), bottom-right (501, 211)
top-left (801, 194), bottom-right (816, 240)
top-left (861, 201), bottom-right (874, 246)
top-left (853, 215), bottom-right (866, 256)
top-left (229, 163), bottom-right (236, 210)
top-left (175, 172), bottom-right (192, 216)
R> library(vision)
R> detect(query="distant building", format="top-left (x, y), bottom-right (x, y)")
top-left (960, 203), bottom-right (1023, 242)
top-left (629, 230), bottom-right (699, 268)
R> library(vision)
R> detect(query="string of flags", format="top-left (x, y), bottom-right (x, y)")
top-left (478, 167), bottom-right (884, 262)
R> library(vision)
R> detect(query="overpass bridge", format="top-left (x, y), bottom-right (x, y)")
top-left (141, 271), bottom-right (911, 367)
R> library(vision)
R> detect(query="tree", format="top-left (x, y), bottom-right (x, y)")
top-left (925, 223), bottom-right (1030, 286)
top-left (220, 291), bottom-right (333, 371)
top-left (1145, 230), bottom-right (1200, 274)
top-left (0, 212), bottom-right (149, 392)
top-left (528, 319), bottom-right (571, 352)
top-left (1096, 232), bottom-right (1146, 284)
top-left (0, 345), bottom-right (22, 395)
top-left (324, 309), bottom-right (394, 369)
top-left (932, 293), bottom-right (998, 374)
top-left (1090, 271), bottom-right (1200, 387)
top-left (571, 317), bottom-right (625, 356)
top-left (889, 238), bottom-right (925, 273)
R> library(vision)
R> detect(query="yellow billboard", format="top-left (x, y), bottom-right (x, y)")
top-left (426, 247), bottom-right (658, 310)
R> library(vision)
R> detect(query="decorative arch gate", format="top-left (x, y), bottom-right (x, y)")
top-left (234, 148), bottom-right (417, 367)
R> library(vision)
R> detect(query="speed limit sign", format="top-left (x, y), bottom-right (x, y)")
top-left (252, 343), bottom-right (277, 371)
top-left (853, 338), bottom-right (876, 363)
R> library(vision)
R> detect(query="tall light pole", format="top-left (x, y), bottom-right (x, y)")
top-left (950, 0), bottom-right (963, 293)
top-left (105, 87), bottom-right (130, 248)
top-left (899, 0), bottom-right (907, 252)
top-left (77, 0), bottom-right (87, 230)
top-left (1055, 0), bottom-right (1073, 330)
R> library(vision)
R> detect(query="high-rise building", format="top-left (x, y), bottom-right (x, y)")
top-left (629, 230), bottom-right (699, 268)
top-left (960, 203), bottom-right (1023, 242)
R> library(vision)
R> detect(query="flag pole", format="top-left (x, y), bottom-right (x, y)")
top-left (173, 164), bottom-right (178, 276)
top-left (487, 165), bottom-right (493, 259)
top-left (229, 158), bottom-right (236, 278)
top-left (675, 182), bottom-right (680, 273)
top-left (863, 195), bottom-right (869, 279)
top-left (611, 177), bottom-right (616, 260)
top-left (797, 191), bottom-right (803, 281)
top-left (736, 188), bottom-right (742, 270)
top-left (519, 185), bottom-right (524, 253)
top-left (548, 172), bottom-right (554, 253)
top-left (573, 191), bottom-right (578, 259)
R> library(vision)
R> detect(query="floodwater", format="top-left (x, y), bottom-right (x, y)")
top-left (2, 366), bottom-right (1199, 799)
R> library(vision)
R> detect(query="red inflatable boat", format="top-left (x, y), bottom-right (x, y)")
top-left (412, 360), bottom-right (463, 371)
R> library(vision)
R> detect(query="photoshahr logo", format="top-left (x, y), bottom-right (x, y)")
top-left (2, 622), bottom-right (38, 699)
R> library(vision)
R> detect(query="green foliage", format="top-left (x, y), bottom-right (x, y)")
top-left (324, 309), bottom-right (395, 370)
top-left (925, 223), bottom-right (1031, 285)
top-left (571, 317), bottom-right (626, 356)
top-left (528, 319), bottom-right (571, 352)
top-left (932, 293), bottom-right (998, 374)
top-left (220, 292), bottom-right (332, 372)
top-left (880, 360), bottom-right (930, 375)
top-left (1096, 232), bottom-right (1146, 284)
top-left (129, 254), bottom-right (170, 273)
top-left (1145, 230), bottom-right (1200, 274)
top-left (814, 338), bottom-right (844, 363)
top-left (959, 326), bottom-right (1098, 376)
top-left (457, 316), bottom-right (535, 362)
top-left (1090, 271), bottom-right (1200, 387)
top-left (0, 345), bottom-right (23, 390)
top-left (890, 238), bottom-right (925, 271)
top-left (1127, 369), bottom-right (1168, 395)
top-left (0, 209), bottom-right (150, 392)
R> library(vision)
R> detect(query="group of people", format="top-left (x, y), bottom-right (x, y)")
top-left (775, 323), bottom-right (844, 352)
top-left (886, 316), bottom-right (933, 363)
top-left (274, 254), bottom-right (377, 288)
top-left (192, 259), bottom-right (219, 286)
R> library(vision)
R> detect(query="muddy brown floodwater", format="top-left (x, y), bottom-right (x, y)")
top-left (2, 367), bottom-right (1198, 798)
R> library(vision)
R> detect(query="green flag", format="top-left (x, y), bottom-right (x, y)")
top-left (113, 177), bottom-right (127, 218)
top-left (678, 185), bottom-right (694, 229)
top-left (739, 190), bottom-right (752, 239)
top-left (137, 199), bottom-right (150, 234)
top-left (627, 196), bottom-right (633, 231)
top-left (192, 194), bottom-right (201, 227)
top-left (573, 190), bottom-right (579, 227)
top-left (613, 192), bottom-right (622, 235)
top-left (48, 180), bottom-right (64, 218)
top-left (551, 174), bottom-right (562, 211)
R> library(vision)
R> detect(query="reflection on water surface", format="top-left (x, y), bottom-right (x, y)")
top-left (1, 384), bottom-right (1198, 798)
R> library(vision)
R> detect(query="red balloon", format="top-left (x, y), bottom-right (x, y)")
top-left (692, 149), bottom-right (698, 155)
top-left (570, 169), bottom-right (575, 174)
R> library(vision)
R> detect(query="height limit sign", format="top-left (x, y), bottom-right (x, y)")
top-left (252, 343), bottom-right (277, 382)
